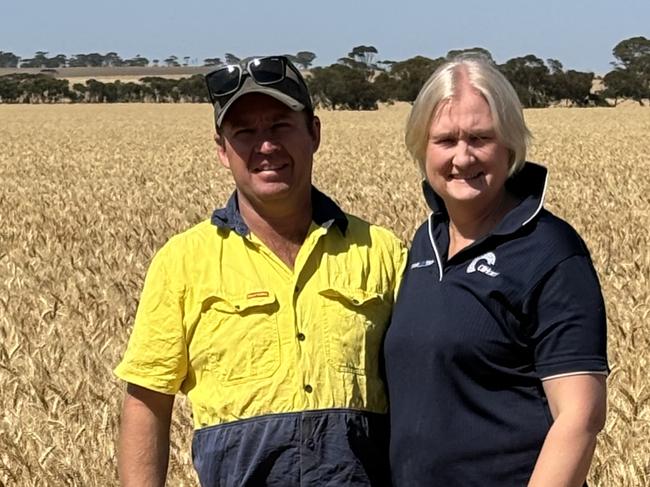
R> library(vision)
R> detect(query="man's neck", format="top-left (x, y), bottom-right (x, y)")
top-left (238, 192), bottom-right (313, 269)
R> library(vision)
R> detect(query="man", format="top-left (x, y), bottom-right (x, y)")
top-left (115, 55), bottom-right (406, 486)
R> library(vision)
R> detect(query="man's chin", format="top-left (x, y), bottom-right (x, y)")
top-left (250, 183), bottom-right (294, 201)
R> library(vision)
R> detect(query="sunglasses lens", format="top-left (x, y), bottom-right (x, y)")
top-left (250, 58), bottom-right (285, 84)
top-left (208, 66), bottom-right (241, 96)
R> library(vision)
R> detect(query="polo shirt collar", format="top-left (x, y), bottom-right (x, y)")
top-left (211, 187), bottom-right (348, 237)
top-left (422, 162), bottom-right (548, 235)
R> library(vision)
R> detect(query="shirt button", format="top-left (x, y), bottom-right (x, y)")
top-left (306, 439), bottom-right (315, 449)
top-left (297, 332), bottom-right (306, 341)
top-left (304, 384), bottom-right (313, 393)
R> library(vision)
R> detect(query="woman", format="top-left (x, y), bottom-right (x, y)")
top-left (383, 57), bottom-right (608, 486)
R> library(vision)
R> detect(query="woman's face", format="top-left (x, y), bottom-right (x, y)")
top-left (425, 85), bottom-right (511, 212)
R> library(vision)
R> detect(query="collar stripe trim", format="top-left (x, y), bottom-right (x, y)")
top-left (427, 213), bottom-right (444, 282)
top-left (521, 169), bottom-right (548, 227)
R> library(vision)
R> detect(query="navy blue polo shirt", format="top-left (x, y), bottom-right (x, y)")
top-left (384, 163), bottom-right (608, 486)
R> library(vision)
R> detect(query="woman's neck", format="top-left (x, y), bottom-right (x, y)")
top-left (446, 190), bottom-right (519, 259)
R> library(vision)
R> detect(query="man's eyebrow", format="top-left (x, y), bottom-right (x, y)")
top-left (228, 112), bottom-right (293, 128)
top-left (271, 113), bottom-right (293, 122)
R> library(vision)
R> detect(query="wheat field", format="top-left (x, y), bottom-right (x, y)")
top-left (0, 103), bottom-right (648, 486)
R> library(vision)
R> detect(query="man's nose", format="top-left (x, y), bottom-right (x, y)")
top-left (256, 133), bottom-right (281, 154)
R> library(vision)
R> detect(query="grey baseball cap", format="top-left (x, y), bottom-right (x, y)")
top-left (206, 56), bottom-right (313, 127)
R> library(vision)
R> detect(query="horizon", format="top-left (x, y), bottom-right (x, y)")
top-left (3, 0), bottom-right (649, 76)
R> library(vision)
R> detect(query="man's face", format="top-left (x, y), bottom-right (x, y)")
top-left (217, 93), bottom-right (320, 211)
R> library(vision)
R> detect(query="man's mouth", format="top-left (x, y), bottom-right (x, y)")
top-left (253, 163), bottom-right (288, 173)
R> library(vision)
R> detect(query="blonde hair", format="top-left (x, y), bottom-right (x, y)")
top-left (405, 57), bottom-right (531, 176)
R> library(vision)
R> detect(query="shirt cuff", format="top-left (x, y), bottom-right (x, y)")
top-left (541, 370), bottom-right (609, 381)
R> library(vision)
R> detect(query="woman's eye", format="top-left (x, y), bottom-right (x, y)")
top-left (472, 134), bottom-right (493, 144)
top-left (436, 138), bottom-right (455, 145)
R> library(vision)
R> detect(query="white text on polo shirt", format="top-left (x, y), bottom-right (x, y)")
top-left (411, 259), bottom-right (435, 270)
top-left (467, 252), bottom-right (500, 277)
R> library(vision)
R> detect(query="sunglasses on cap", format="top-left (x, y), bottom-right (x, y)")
top-left (205, 56), bottom-right (306, 104)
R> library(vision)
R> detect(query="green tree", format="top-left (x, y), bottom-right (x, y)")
top-left (140, 76), bottom-right (179, 102)
top-left (446, 47), bottom-right (494, 63)
top-left (224, 53), bottom-right (240, 65)
top-left (83, 53), bottom-right (105, 67)
top-left (177, 75), bottom-right (209, 102)
top-left (499, 55), bottom-right (551, 107)
top-left (86, 79), bottom-right (107, 102)
top-left (203, 58), bottom-right (223, 67)
top-left (607, 36), bottom-right (650, 103)
top-left (72, 82), bottom-right (87, 102)
top-left (0, 51), bottom-right (20, 68)
top-left (104, 52), bottom-right (124, 67)
top-left (547, 58), bottom-right (564, 76)
top-left (338, 45), bottom-right (379, 78)
top-left (563, 70), bottom-right (595, 106)
top-left (21, 74), bottom-right (70, 103)
top-left (164, 55), bottom-right (180, 67)
top-left (545, 59), bottom-right (595, 106)
top-left (0, 75), bottom-right (21, 101)
top-left (124, 55), bottom-right (149, 67)
top-left (603, 69), bottom-right (643, 106)
top-left (308, 64), bottom-right (379, 110)
top-left (68, 54), bottom-right (88, 67)
top-left (20, 51), bottom-right (49, 68)
top-left (612, 36), bottom-right (650, 71)
top-left (349, 45), bottom-right (378, 66)
top-left (294, 51), bottom-right (317, 70)
top-left (375, 55), bottom-right (445, 103)
top-left (115, 81), bottom-right (144, 102)
top-left (45, 54), bottom-right (67, 68)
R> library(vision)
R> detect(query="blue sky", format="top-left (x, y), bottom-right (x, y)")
top-left (3, 0), bottom-right (648, 74)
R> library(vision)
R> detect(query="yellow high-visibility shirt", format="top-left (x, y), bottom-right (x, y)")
top-left (114, 188), bottom-right (406, 485)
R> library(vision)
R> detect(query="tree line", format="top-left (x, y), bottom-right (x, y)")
top-left (0, 36), bottom-right (648, 107)
top-left (0, 51), bottom-right (318, 70)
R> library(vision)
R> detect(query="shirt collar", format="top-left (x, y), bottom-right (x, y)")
top-left (422, 161), bottom-right (549, 235)
top-left (211, 186), bottom-right (349, 237)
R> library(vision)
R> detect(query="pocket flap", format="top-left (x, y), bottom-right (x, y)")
top-left (319, 287), bottom-right (383, 306)
top-left (211, 289), bottom-right (277, 313)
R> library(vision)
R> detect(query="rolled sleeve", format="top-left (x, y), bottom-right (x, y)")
top-left (114, 244), bottom-right (188, 394)
top-left (529, 255), bottom-right (609, 379)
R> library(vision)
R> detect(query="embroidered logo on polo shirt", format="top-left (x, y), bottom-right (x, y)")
top-left (411, 259), bottom-right (435, 269)
top-left (467, 252), bottom-right (500, 277)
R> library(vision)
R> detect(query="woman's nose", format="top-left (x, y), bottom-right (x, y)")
top-left (453, 141), bottom-right (474, 166)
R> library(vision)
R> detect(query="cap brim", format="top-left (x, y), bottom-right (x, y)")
top-left (216, 78), bottom-right (306, 126)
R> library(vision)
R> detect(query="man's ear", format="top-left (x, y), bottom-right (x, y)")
top-left (215, 133), bottom-right (230, 169)
top-left (311, 116), bottom-right (321, 153)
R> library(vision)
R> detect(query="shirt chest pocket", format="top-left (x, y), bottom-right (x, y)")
top-left (201, 290), bottom-right (281, 384)
top-left (319, 287), bottom-right (392, 375)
